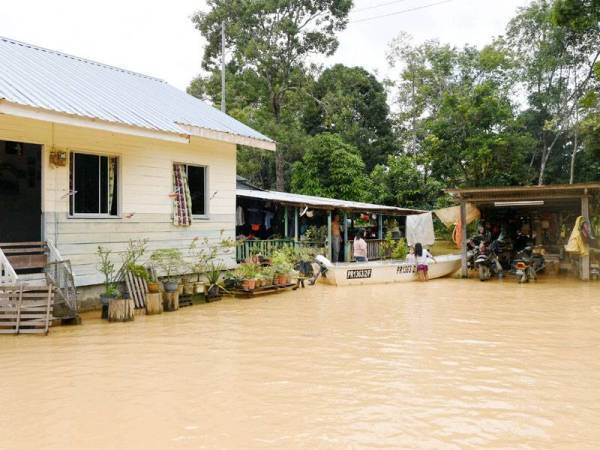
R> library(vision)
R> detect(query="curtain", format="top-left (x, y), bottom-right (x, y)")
top-left (173, 164), bottom-right (193, 226)
top-left (108, 157), bottom-right (116, 214)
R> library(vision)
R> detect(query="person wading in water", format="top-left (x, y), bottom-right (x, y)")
top-left (415, 242), bottom-right (435, 281)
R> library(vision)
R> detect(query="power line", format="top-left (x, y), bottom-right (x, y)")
top-left (349, 0), bottom-right (454, 24)
top-left (353, 0), bottom-right (413, 13)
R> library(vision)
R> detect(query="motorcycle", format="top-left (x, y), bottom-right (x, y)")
top-left (475, 239), bottom-right (504, 281)
top-left (512, 245), bottom-right (545, 283)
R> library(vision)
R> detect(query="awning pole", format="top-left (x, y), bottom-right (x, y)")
top-left (460, 201), bottom-right (468, 278)
top-left (581, 196), bottom-right (590, 281)
top-left (378, 215), bottom-right (383, 240)
top-left (284, 206), bottom-right (289, 238)
top-left (343, 211), bottom-right (349, 262)
top-left (327, 211), bottom-right (332, 261)
top-left (294, 207), bottom-right (299, 242)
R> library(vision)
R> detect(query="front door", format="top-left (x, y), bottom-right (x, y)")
top-left (0, 140), bottom-right (42, 242)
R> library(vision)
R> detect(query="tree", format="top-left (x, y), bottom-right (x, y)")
top-left (290, 133), bottom-right (372, 202)
top-left (506, 0), bottom-right (600, 184)
top-left (192, 0), bottom-right (353, 191)
top-left (303, 64), bottom-right (395, 170)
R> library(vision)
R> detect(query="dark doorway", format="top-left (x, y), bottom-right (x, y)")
top-left (0, 140), bottom-right (42, 242)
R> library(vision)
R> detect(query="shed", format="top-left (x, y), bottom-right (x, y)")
top-left (447, 183), bottom-right (600, 280)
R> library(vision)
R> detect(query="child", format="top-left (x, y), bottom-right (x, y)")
top-left (415, 242), bottom-right (435, 281)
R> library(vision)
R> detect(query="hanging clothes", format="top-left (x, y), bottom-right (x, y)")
top-left (236, 206), bottom-right (245, 226)
top-left (406, 212), bottom-right (435, 247)
top-left (565, 216), bottom-right (590, 256)
top-left (264, 211), bottom-right (275, 230)
top-left (172, 164), bottom-right (193, 226)
top-left (434, 203), bottom-right (480, 228)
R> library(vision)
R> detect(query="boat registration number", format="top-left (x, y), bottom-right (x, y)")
top-left (346, 269), bottom-right (372, 280)
top-left (396, 264), bottom-right (416, 274)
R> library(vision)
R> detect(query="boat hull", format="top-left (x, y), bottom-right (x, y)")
top-left (320, 255), bottom-right (461, 286)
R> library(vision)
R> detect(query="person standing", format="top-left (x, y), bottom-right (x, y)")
top-left (353, 230), bottom-right (368, 262)
top-left (415, 242), bottom-right (435, 281)
top-left (331, 214), bottom-right (342, 262)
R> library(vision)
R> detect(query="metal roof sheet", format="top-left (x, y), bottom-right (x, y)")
top-left (237, 189), bottom-right (425, 215)
top-left (0, 36), bottom-right (274, 148)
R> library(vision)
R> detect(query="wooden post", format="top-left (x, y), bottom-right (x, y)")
top-left (460, 201), bottom-right (468, 278)
top-left (327, 210), bottom-right (332, 261)
top-left (284, 206), bottom-right (289, 238)
top-left (145, 293), bottom-right (163, 315)
top-left (108, 298), bottom-right (135, 322)
top-left (581, 195), bottom-right (590, 281)
top-left (163, 291), bottom-right (179, 312)
top-left (294, 207), bottom-right (299, 241)
top-left (378, 214), bottom-right (383, 240)
top-left (343, 211), bottom-right (349, 262)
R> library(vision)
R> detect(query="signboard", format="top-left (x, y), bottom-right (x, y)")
top-left (346, 268), bottom-right (372, 280)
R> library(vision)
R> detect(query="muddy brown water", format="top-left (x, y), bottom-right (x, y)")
top-left (1, 278), bottom-right (600, 449)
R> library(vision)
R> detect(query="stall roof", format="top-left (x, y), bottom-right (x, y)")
top-left (447, 183), bottom-right (600, 202)
top-left (236, 189), bottom-right (425, 215)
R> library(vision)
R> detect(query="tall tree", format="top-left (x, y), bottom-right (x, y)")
top-left (303, 64), bottom-right (395, 170)
top-left (192, 0), bottom-right (353, 191)
top-left (290, 133), bottom-right (372, 202)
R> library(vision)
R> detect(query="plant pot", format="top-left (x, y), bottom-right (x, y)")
top-left (194, 282), bottom-right (204, 294)
top-left (205, 284), bottom-right (221, 299)
top-left (242, 279), bottom-right (256, 291)
top-left (99, 293), bottom-right (116, 306)
top-left (163, 281), bottom-right (178, 292)
top-left (276, 275), bottom-right (287, 285)
top-left (183, 283), bottom-right (195, 296)
top-left (147, 282), bottom-right (161, 293)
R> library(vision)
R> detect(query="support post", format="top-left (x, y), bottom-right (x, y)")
top-left (284, 206), bottom-right (289, 238)
top-left (343, 211), bottom-right (349, 262)
top-left (294, 207), bottom-right (299, 242)
top-left (581, 195), bottom-right (590, 281)
top-left (378, 214), bottom-right (383, 240)
top-left (460, 201), bottom-right (468, 278)
top-left (327, 210), bottom-right (332, 261)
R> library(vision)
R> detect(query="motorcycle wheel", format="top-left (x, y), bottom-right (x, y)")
top-left (479, 265), bottom-right (490, 281)
top-left (519, 273), bottom-right (528, 283)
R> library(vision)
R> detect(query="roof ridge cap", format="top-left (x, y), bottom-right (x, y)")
top-left (0, 35), bottom-right (167, 84)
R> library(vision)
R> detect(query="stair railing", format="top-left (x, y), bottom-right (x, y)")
top-left (45, 240), bottom-right (78, 316)
top-left (0, 248), bottom-right (18, 285)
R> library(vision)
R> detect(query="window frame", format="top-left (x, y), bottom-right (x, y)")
top-left (175, 162), bottom-right (209, 220)
top-left (68, 150), bottom-right (122, 219)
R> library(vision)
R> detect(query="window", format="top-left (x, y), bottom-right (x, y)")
top-left (186, 165), bottom-right (206, 216)
top-left (69, 152), bottom-right (119, 216)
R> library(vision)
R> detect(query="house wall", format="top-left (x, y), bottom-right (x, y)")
top-left (0, 114), bottom-right (237, 286)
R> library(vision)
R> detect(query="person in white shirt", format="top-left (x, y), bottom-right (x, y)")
top-left (353, 230), bottom-right (368, 262)
top-left (414, 242), bottom-right (435, 281)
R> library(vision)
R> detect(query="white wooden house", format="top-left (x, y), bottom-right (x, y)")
top-left (0, 36), bottom-right (274, 299)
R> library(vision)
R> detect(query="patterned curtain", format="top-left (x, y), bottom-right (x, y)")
top-left (173, 164), bottom-right (193, 226)
top-left (108, 157), bottom-right (116, 214)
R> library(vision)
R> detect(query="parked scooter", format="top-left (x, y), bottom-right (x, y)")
top-left (512, 245), bottom-right (545, 283)
top-left (475, 239), bottom-right (504, 281)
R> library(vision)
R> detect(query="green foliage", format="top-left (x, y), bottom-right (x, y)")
top-left (236, 262), bottom-right (261, 280)
top-left (96, 246), bottom-right (118, 297)
top-left (290, 133), bottom-right (373, 201)
top-left (379, 231), bottom-right (408, 260)
top-left (303, 225), bottom-right (328, 243)
top-left (150, 249), bottom-right (183, 282)
top-left (270, 250), bottom-right (294, 275)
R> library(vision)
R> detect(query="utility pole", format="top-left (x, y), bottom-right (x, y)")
top-left (220, 21), bottom-right (226, 113)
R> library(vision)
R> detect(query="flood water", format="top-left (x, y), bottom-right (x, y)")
top-left (1, 278), bottom-right (600, 449)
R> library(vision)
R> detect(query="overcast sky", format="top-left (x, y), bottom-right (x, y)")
top-left (0, 0), bottom-right (530, 91)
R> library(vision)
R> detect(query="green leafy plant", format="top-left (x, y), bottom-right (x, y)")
top-left (391, 238), bottom-right (409, 260)
top-left (303, 225), bottom-right (328, 243)
top-left (236, 262), bottom-right (261, 280)
top-left (271, 250), bottom-right (294, 276)
top-left (96, 246), bottom-right (119, 297)
top-left (150, 248), bottom-right (183, 282)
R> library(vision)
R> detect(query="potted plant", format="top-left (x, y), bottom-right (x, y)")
top-left (260, 265), bottom-right (275, 287)
top-left (223, 271), bottom-right (242, 290)
top-left (237, 262), bottom-right (260, 291)
top-left (204, 261), bottom-right (225, 300)
top-left (150, 248), bottom-right (183, 292)
top-left (271, 250), bottom-right (293, 285)
top-left (96, 246), bottom-right (121, 319)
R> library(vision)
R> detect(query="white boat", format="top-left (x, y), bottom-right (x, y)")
top-left (319, 254), bottom-right (462, 286)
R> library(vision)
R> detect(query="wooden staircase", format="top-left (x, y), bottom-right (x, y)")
top-left (0, 242), bottom-right (79, 322)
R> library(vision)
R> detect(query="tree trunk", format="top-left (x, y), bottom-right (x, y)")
top-left (569, 127), bottom-right (578, 184)
top-left (276, 148), bottom-right (285, 191)
top-left (145, 293), bottom-right (163, 315)
top-left (108, 299), bottom-right (135, 322)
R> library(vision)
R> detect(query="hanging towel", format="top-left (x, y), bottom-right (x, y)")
top-left (172, 164), bottom-right (193, 226)
top-left (406, 212), bottom-right (435, 247)
top-left (434, 203), bottom-right (480, 228)
top-left (565, 216), bottom-right (590, 256)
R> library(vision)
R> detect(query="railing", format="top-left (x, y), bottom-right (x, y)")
top-left (45, 240), bottom-right (78, 317)
top-left (236, 239), bottom-right (325, 262)
top-left (0, 248), bottom-right (18, 285)
top-left (347, 239), bottom-right (404, 261)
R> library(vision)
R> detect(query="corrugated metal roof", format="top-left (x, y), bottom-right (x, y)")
top-left (237, 189), bottom-right (425, 215)
top-left (0, 36), bottom-right (274, 148)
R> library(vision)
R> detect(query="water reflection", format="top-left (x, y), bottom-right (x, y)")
top-left (1, 278), bottom-right (599, 449)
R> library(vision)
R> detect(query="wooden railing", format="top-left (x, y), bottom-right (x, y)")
top-left (0, 248), bottom-right (18, 285)
top-left (347, 239), bottom-right (404, 261)
top-left (45, 240), bottom-right (79, 318)
top-left (236, 239), bottom-right (325, 262)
